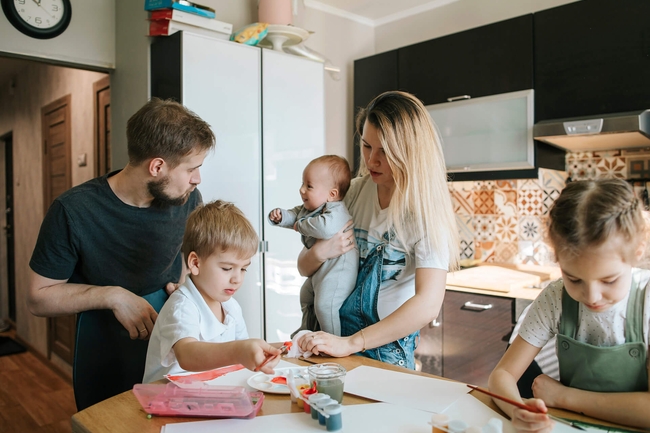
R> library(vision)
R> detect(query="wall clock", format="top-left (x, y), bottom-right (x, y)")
top-left (2, 0), bottom-right (72, 39)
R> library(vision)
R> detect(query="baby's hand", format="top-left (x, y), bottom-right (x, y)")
top-left (511, 399), bottom-right (553, 433)
top-left (269, 208), bottom-right (282, 223)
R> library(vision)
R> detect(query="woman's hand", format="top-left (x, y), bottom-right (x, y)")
top-left (298, 220), bottom-right (355, 277)
top-left (532, 374), bottom-right (566, 408)
top-left (510, 399), bottom-right (554, 433)
top-left (297, 331), bottom-right (359, 358)
top-left (312, 220), bottom-right (355, 261)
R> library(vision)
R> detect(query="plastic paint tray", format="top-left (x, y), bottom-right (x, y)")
top-left (133, 383), bottom-right (264, 418)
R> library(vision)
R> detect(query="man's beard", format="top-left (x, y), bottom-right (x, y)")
top-left (147, 176), bottom-right (191, 208)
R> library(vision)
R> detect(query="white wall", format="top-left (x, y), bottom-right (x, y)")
top-left (0, 0), bottom-right (115, 69)
top-left (293, 4), bottom-right (374, 163)
top-left (374, 0), bottom-right (580, 53)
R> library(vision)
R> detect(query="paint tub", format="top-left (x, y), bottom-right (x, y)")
top-left (308, 363), bottom-right (346, 403)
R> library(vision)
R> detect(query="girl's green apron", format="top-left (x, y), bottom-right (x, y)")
top-left (557, 278), bottom-right (648, 392)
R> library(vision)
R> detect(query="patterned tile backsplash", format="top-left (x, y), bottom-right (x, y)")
top-left (449, 148), bottom-right (650, 266)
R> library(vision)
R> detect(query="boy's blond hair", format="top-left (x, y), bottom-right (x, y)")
top-left (182, 200), bottom-right (258, 261)
top-left (308, 155), bottom-right (352, 199)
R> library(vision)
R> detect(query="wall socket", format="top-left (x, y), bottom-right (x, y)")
top-left (77, 153), bottom-right (87, 167)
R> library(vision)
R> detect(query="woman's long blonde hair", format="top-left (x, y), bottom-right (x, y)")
top-left (356, 91), bottom-right (460, 271)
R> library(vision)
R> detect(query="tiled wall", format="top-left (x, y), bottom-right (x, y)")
top-left (449, 148), bottom-right (650, 266)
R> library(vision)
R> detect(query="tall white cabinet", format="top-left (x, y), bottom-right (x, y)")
top-left (151, 31), bottom-right (325, 340)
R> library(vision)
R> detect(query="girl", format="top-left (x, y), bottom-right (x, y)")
top-left (297, 91), bottom-right (460, 369)
top-left (488, 179), bottom-right (650, 431)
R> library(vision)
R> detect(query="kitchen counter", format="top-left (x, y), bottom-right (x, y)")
top-left (445, 283), bottom-right (543, 301)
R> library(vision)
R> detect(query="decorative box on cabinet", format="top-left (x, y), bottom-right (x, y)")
top-left (416, 290), bottom-right (514, 387)
top-left (150, 31), bottom-right (325, 340)
top-left (534, 0), bottom-right (650, 122)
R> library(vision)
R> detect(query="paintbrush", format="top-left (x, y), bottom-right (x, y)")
top-left (467, 384), bottom-right (586, 431)
top-left (254, 341), bottom-right (292, 372)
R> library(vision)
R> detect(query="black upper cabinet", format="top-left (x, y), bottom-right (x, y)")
top-left (352, 50), bottom-right (399, 173)
top-left (399, 14), bottom-right (533, 106)
top-left (534, 0), bottom-right (650, 122)
top-left (353, 50), bottom-right (399, 113)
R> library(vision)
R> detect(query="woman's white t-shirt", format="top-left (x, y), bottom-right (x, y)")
top-left (143, 276), bottom-right (249, 383)
top-left (343, 175), bottom-right (449, 319)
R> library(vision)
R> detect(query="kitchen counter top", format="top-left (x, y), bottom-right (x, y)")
top-left (445, 283), bottom-right (544, 301)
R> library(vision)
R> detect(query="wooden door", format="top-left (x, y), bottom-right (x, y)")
top-left (42, 95), bottom-right (75, 365)
top-left (94, 76), bottom-right (111, 176)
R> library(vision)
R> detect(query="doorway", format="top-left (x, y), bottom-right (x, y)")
top-left (94, 76), bottom-right (111, 176)
top-left (2, 133), bottom-right (15, 323)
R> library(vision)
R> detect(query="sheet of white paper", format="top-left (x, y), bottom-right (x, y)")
top-left (343, 365), bottom-right (470, 413)
top-left (442, 393), bottom-right (515, 433)
top-left (171, 359), bottom-right (298, 390)
top-left (160, 402), bottom-right (433, 433)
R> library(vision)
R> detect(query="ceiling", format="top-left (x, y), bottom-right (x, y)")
top-left (304, 0), bottom-right (460, 26)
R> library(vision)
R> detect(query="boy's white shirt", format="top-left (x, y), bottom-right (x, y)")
top-left (519, 268), bottom-right (650, 349)
top-left (143, 276), bottom-right (248, 383)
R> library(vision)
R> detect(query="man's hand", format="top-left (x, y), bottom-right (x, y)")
top-left (111, 290), bottom-right (158, 340)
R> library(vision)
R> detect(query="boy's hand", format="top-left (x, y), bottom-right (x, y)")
top-left (269, 208), bottom-right (282, 224)
top-left (237, 339), bottom-right (282, 374)
top-left (511, 399), bottom-right (554, 433)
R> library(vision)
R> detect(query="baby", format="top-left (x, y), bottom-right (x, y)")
top-left (269, 155), bottom-right (358, 336)
top-left (143, 200), bottom-right (281, 383)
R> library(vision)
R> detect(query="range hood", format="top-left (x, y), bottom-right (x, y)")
top-left (533, 110), bottom-right (650, 152)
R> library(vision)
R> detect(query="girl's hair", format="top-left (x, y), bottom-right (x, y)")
top-left (126, 98), bottom-right (215, 168)
top-left (308, 155), bottom-right (352, 199)
top-left (182, 200), bottom-right (258, 262)
top-left (548, 178), bottom-right (648, 263)
top-left (355, 91), bottom-right (460, 270)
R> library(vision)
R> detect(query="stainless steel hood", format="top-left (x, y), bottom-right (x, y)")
top-left (533, 110), bottom-right (650, 152)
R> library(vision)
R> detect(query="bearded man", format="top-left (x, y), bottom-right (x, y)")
top-left (27, 98), bottom-right (215, 410)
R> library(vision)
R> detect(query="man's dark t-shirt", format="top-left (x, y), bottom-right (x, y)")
top-left (30, 170), bottom-right (201, 294)
top-left (29, 170), bottom-right (202, 409)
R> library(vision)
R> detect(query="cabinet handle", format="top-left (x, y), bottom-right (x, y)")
top-left (462, 301), bottom-right (493, 311)
top-left (447, 95), bottom-right (471, 102)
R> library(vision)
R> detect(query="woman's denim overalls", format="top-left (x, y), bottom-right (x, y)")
top-left (339, 231), bottom-right (419, 369)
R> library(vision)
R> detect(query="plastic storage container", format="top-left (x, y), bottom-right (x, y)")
top-left (133, 383), bottom-right (264, 418)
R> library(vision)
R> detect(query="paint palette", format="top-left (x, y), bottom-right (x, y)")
top-left (247, 367), bottom-right (309, 394)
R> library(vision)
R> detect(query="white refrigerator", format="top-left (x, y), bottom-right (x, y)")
top-left (150, 31), bottom-right (325, 341)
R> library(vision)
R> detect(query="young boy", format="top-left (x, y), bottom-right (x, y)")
top-left (143, 200), bottom-right (281, 383)
top-left (269, 155), bottom-right (358, 336)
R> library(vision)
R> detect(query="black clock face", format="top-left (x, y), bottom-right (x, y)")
top-left (2, 0), bottom-right (72, 39)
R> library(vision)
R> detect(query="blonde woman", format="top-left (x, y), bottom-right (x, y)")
top-left (297, 91), bottom-right (459, 368)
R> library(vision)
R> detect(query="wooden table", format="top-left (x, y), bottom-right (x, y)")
top-left (70, 355), bottom-right (630, 433)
